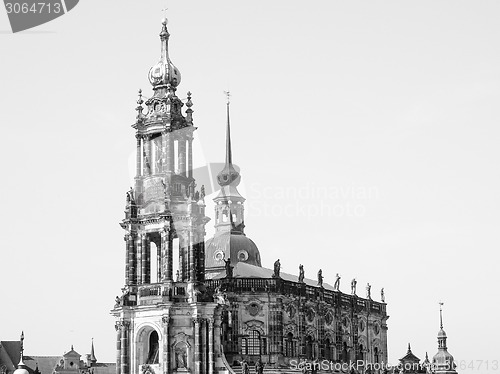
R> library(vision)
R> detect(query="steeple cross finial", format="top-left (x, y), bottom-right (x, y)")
top-left (439, 301), bottom-right (444, 329)
top-left (161, 1), bottom-right (168, 22)
top-left (224, 90), bottom-right (231, 105)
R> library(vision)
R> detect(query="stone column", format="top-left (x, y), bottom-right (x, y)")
top-left (115, 322), bottom-right (121, 374)
top-left (193, 318), bottom-right (201, 374)
top-left (120, 321), bottom-right (130, 374)
top-left (187, 138), bottom-right (193, 179)
top-left (136, 235), bottom-right (143, 284)
top-left (128, 233), bottom-right (136, 285)
top-left (160, 230), bottom-right (167, 282)
top-left (162, 316), bottom-right (170, 374)
top-left (178, 137), bottom-right (186, 176)
top-left (124, 234), bottom-right (130, 285)
top-left (136, 135), bottom-right (142, 177)
top-left (168, 232), bottom-right (173, 281)
top-left (141, 234), bottom-right (148, 284)
top-left (189, 231), bottom-right (195, 282)
top-left (166, 132), bottom-right (174, 173)
top-left (208, 318), bottom-right (214, 374)
top-left (143, 135), bottom-right (151, 176)
top-left (156, 237), bottom-right (161, 283)
top-left (161, 131), bottom-right (168, 173)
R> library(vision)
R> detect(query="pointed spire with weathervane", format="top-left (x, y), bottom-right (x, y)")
top-left (204, 93), bottom-right (262, 278)
top-left (431, 302), bottom-right (458, 373)
top-left (217, 92), bottom-right (241, 188)
top-left (13, 332), bottom-right (29, 374)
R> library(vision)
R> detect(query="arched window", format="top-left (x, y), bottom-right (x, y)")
top-left (325, 338), bottom-right (332, 361)
top-left (305, 336), bottom-right (314, 360)
top-left (285, 333), bottom-right (295, 357)
top-left (357, 344), bottom-right (364, 362)
top-left (247, 330), bottom-right (261, 355)
top-left (374, 347), bottom-right (379, 363)
top-left (146, 331), bottom-right (159, 364)
top-left (342, 342), bottom-right (348, 362)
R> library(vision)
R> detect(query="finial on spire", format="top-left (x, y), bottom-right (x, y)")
top-left (71, 344), bottom-right (74, 351)
top-left (439, 301), bottom-right (444, 329)
top-left (136, 89), bottom-right (144, 119)
top-left (407, 343), bottom-right (411, 353)
top-left (19, 331), bottom-right (24, 361)
top-left (224, 90), bottom-right (231, 105)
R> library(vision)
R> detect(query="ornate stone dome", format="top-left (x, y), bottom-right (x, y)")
top-left (205, 231), bottom-right (261, 270)
top-left (148, 19), bottom-right (181, 88)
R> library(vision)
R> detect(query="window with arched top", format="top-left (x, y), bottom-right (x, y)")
top-left (324, 338), bottom-right (332, 361)
top-left (146, 331), bottom-right (159, 364)
top-left (246, 330), bottom-right (261, 355)
top-left (285, 332), bottom-right (296, 357)
top-left (374, 347), bottom-right (379, 363)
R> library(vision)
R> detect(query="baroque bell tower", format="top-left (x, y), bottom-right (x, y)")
top-left (112, 18), bottom-right (219, 374)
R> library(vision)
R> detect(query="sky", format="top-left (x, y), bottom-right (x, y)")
top-left (1, 1), bottom-right (499, 373)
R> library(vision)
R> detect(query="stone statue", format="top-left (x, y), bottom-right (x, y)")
top-left (317, 269), bottom-right (323, 287)
top-left (115, 296), bottom-right (122, 307)
top-left (351, 278), bottom-right (357, 295)
top-left (176, 270), bottom-right (180, 282)
top-left (334, 273), bottom-right (341, 291)
top-left (298, 264), bottom-right (304, 283)
top-left (126, 187), bottom-right (134, 204)
top-left (273, 259), bottom-right (281, 278)
top-left (200, 185), bottom-right (206, 200)
top-left (224, 258), bottom-right (233, 278)
top-left (381, 288), bottom-right (385, 303)
top-left (255, 358), bottom-right (264, 374)
top-left (214, 286), bottom-right (228, 305)
top-left (366, 283), bottom-right (371, 299)
top-left (176, 349), bottom-right (186, 369)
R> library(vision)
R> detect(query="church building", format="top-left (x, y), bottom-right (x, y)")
top-left (111, 17), bottom-right (389, 374)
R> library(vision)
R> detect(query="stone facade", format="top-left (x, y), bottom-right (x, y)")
top-left (111, 18), bottom-right (388, 374)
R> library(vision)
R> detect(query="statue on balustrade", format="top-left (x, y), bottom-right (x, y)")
top-left (273, 259), bottom-right (281, 278)
top-left (334, 273), bottom-right (341, 291)
top-left (298, 264), bottom-right (304, 283)
top-left (317, 269), bottom-right (323, 287)
top-left (224, 258), bottom-right (233, 278)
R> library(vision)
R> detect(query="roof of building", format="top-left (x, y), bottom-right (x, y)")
top-left (213, 262), bottom-right (336, 290)
top-left (24, 356), bottom-right (59, 374)
top-left (0, 341), bottom-right (22, 372)
top-left (399, 343), bottom-right (420, 363)
top-left (205, 232), bottom-right (261, 269)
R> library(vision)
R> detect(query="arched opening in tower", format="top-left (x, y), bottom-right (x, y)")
top-left (172, 237), bottom-right (180, 281)
top-left (150, 241), bottom-right (159, 283)
top-left (146, 331), bottom-right (159, 364)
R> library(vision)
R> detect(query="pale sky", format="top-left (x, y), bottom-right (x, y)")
top-left (1, 1), bottom-right (499, 373)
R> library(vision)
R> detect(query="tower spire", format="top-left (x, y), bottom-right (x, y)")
top-left (225, 91), bottom-right (232, 166)
top-left (439, 301), bottom-right (444, 329)
top-left (89, 338), bottom-right (97, 364)
top-left (217, 92), bottom-right (240, 187)
top-left (20, 331), bottom-right (24, 362)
